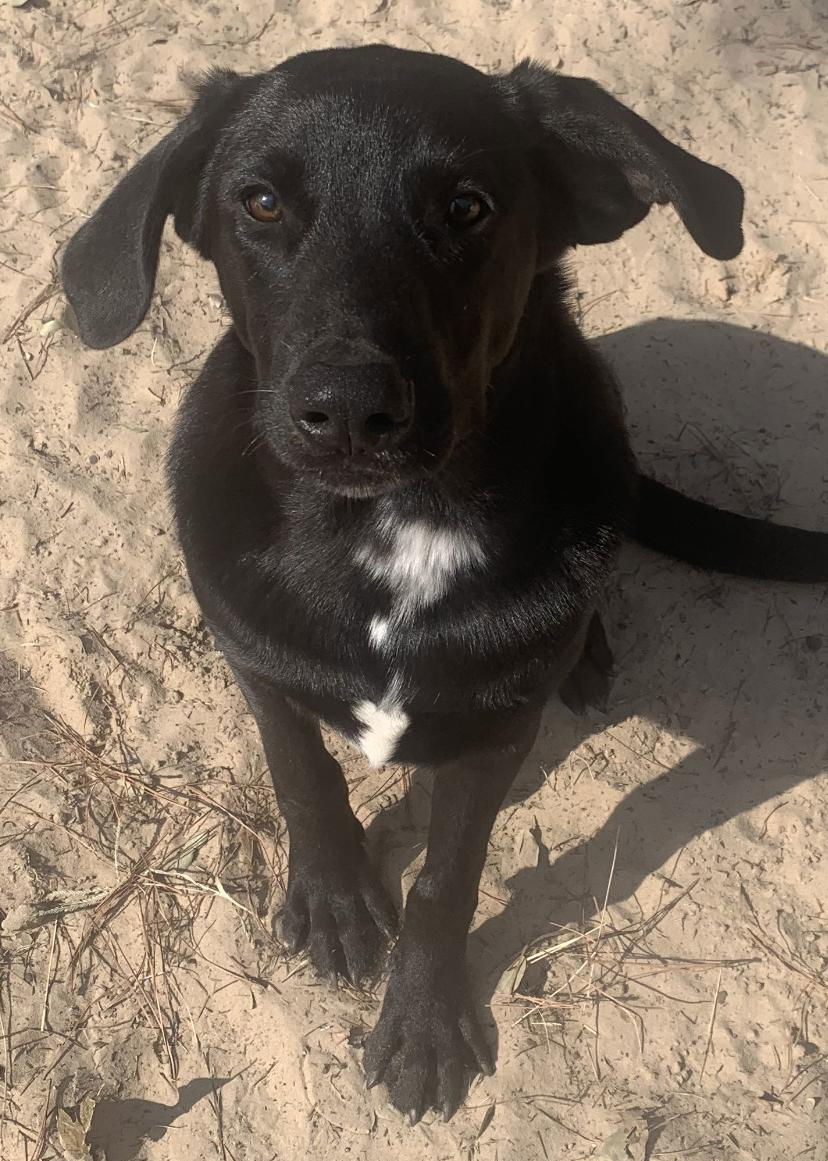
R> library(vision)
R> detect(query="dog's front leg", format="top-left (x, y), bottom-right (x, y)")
top-left (235, 669), bottom-right (397, 983)
top-left (363, 704), bottom-right (543, 1123)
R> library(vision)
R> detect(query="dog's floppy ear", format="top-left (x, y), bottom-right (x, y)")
top-left (503, 61), bottom-right (744, 260)
top-left (62, 69), bottom-right (250, 349)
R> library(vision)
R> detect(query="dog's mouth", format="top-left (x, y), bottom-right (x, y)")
top-left (304, 450), bottom-right (436, 498)
top-left (289, 406), bottom-right (463, 497)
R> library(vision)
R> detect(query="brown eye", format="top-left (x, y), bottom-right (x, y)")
top-left (244, 189), bottom-right (283, 223)
top-left (447, 192), bottom-right (487, 228)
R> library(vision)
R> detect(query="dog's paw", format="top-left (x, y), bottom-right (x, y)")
top-left (363, 961), bottom-right (492, 1123)
top-left (559, 612), bottom-right (614, 714)
top-left (278, 851), bottom-right (397, 985)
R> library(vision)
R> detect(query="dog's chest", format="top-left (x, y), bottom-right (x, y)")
top-left (349, 517), bottom-right (485, 765)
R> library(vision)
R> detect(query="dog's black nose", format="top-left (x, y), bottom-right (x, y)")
top-left (290, 362), bottom-right (413, 455)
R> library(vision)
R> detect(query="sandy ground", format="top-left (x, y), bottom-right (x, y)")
top-left (1, 1), bottom-right (827, 1158)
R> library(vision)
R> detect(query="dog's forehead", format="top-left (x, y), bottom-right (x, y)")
top-left (273, 44), bottom-right (493, 105)
top-left (229, 45), bottom-right (512, 161)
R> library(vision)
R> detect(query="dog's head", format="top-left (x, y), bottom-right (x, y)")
top-left (62, 45), bottom-right (743, 498)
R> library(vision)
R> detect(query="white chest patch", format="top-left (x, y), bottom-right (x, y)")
top-left (350, 517), bottom-right (485, 764)
top-left (357, 519), bottom-right (485, 622)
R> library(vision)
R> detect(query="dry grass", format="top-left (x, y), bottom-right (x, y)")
top-left (488, 844), bottom-right (828, 1160)
top-left (0, 707), bottom-right (289, 1156)
top-left (3, 710), bottom-right (828, 1157)
top-left (500, 881), bottom-right (756, 1052)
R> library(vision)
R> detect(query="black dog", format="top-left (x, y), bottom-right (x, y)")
top-left (61, 45), bottom-right (828, 1123)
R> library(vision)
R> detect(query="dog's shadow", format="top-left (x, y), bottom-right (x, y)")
top-left (364, 318), bottom-right (828, 1004)
top-left (87, 1077), bottom-right (231, 1161)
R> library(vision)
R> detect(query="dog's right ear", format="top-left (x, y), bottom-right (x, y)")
top-left (62, 69), bottom-right (250, 349)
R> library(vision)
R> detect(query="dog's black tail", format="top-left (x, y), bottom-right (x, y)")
top-left (634, 475), bottom-right (828, 583)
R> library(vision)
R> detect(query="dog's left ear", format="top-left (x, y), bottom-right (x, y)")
top-left (502, 61), bottom-right (744, 260)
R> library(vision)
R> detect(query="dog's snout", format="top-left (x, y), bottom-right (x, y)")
top-left (290, 362), bottom-right (413, 456)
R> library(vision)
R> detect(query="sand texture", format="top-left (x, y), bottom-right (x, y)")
top-left (1, 1), bottom-right (827, 1158)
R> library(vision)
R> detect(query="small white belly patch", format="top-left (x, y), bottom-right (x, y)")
top-left (350, 516), bottom-right (485, 765)
top-left (353, 690), bottom-right (410, 767)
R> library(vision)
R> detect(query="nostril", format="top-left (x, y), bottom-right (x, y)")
top-left (302, 410), bottom-right (330, 427)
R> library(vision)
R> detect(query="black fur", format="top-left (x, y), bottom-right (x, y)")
top-left (61, 45), bottom-right (828, 1123)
